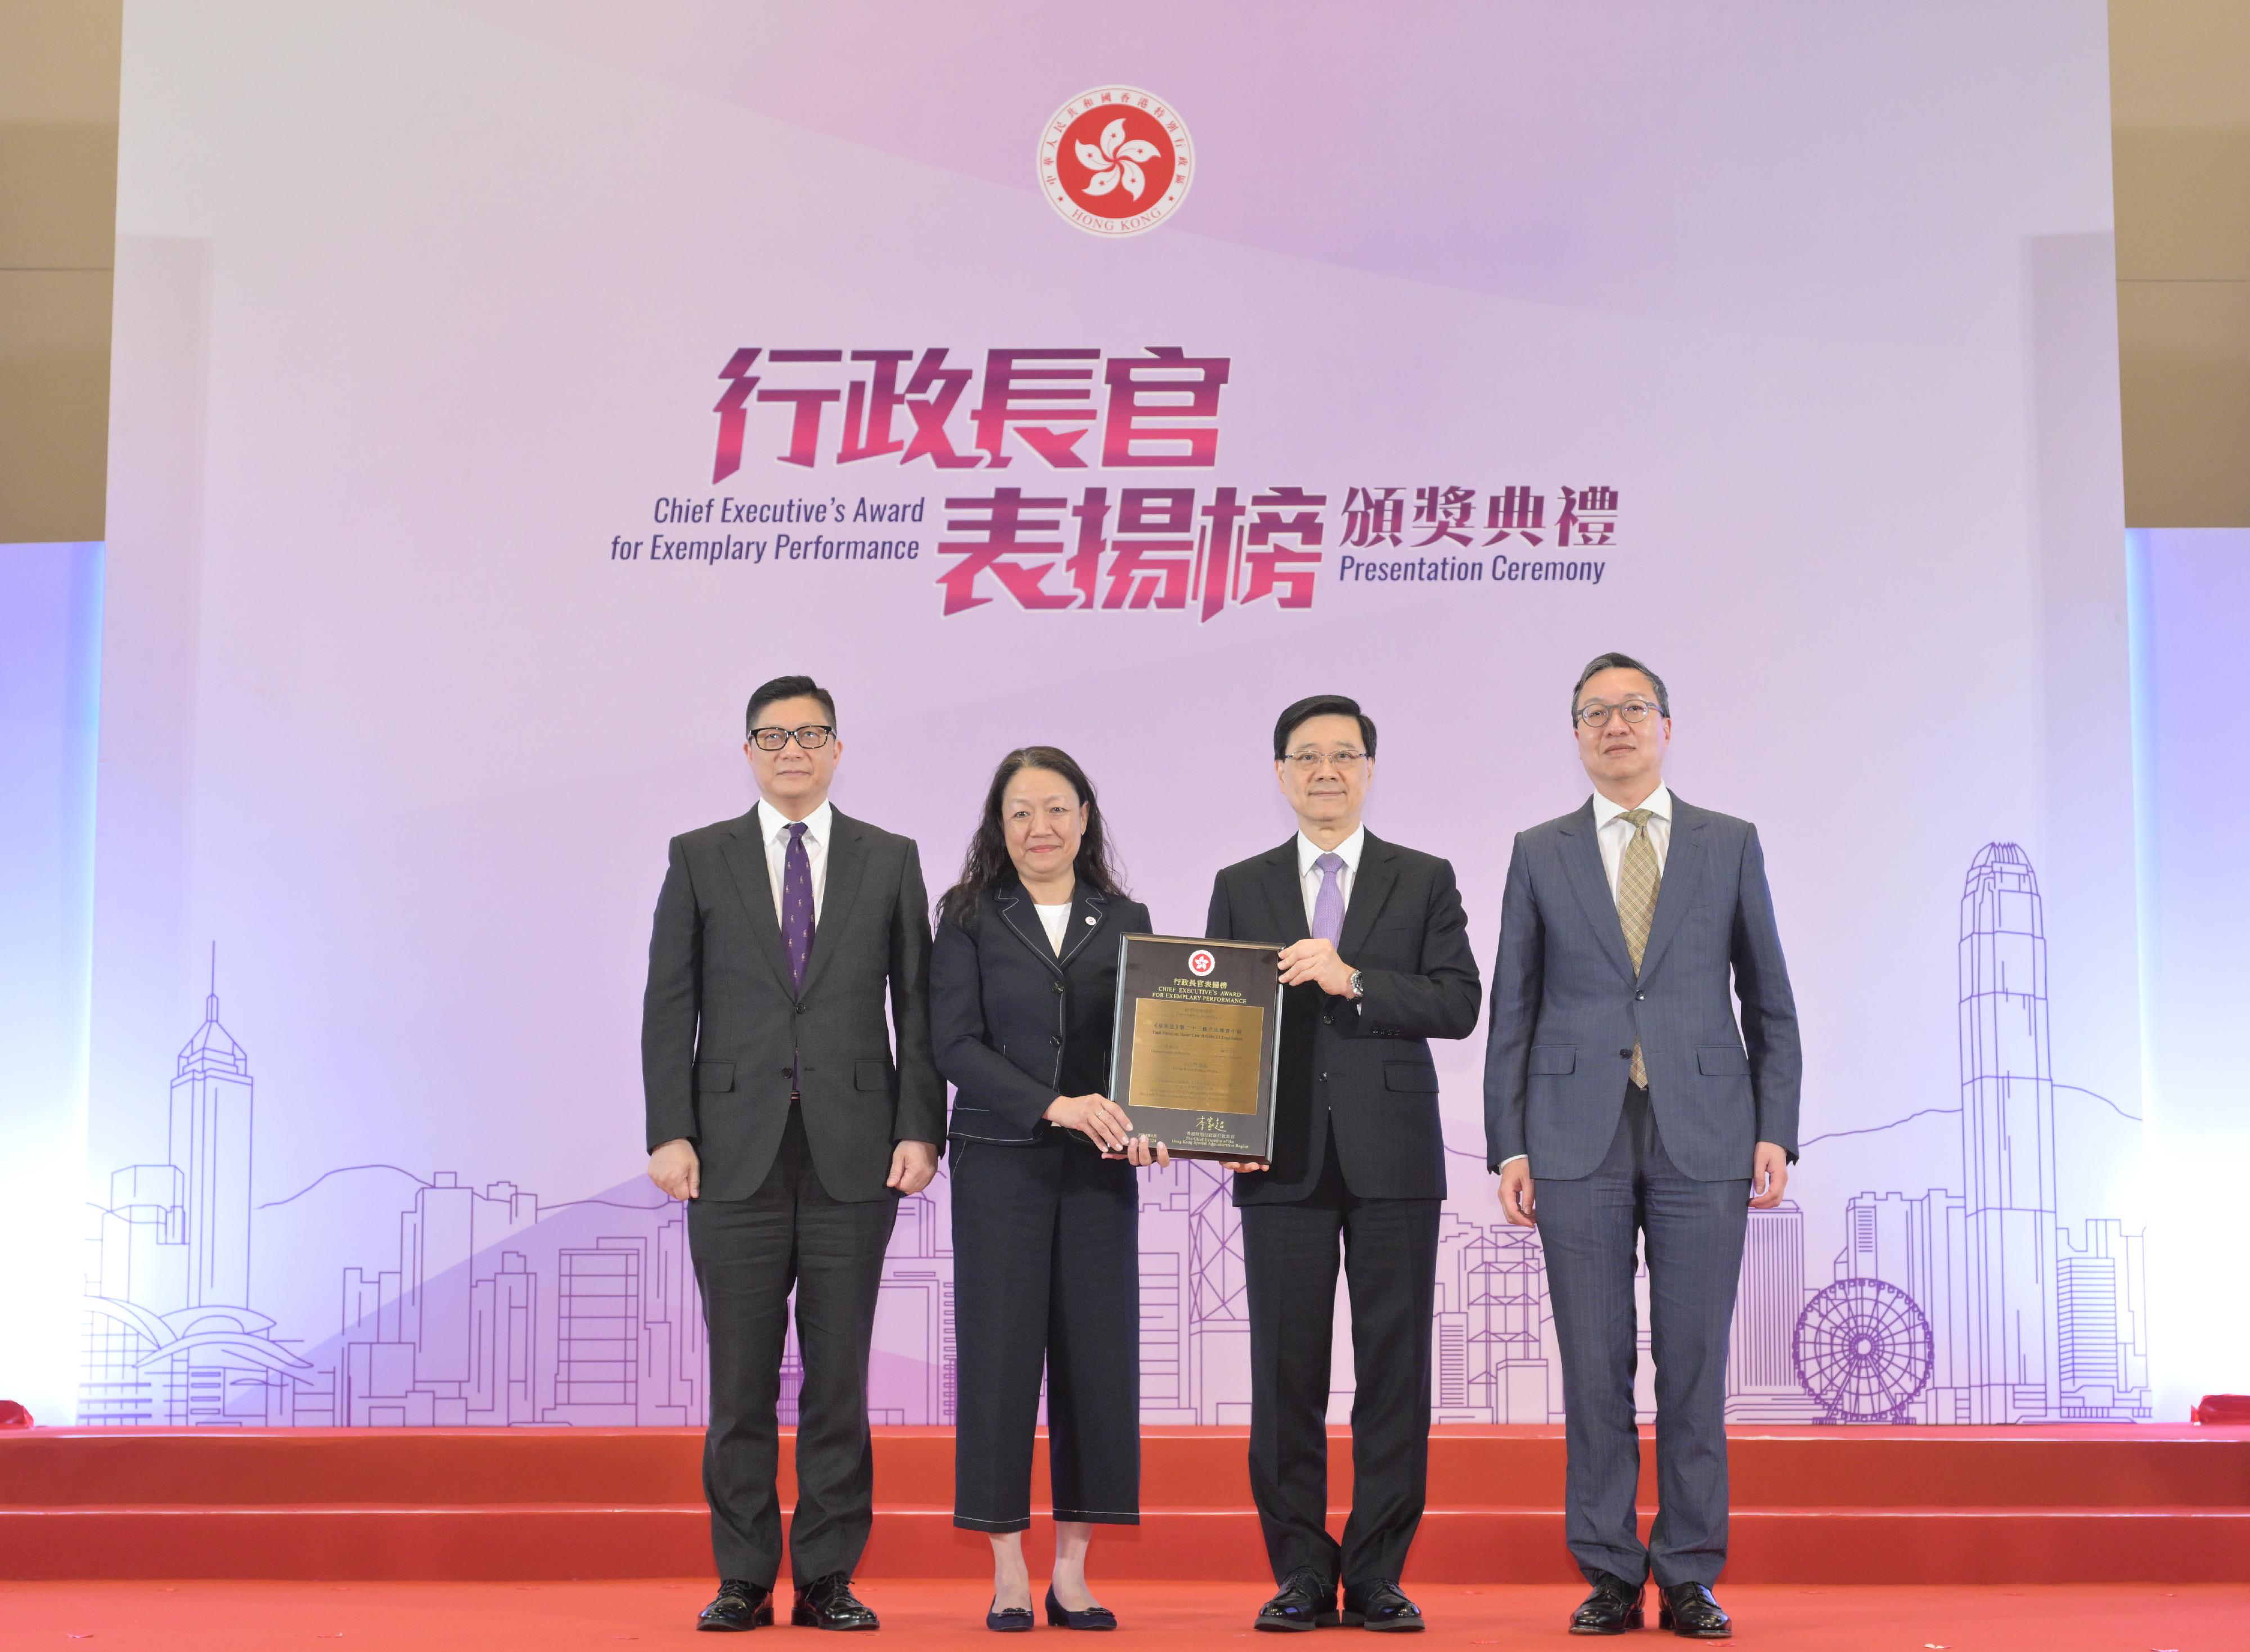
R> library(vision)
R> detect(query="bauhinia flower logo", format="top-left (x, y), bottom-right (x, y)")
top-left (1076, 118), bottom-right (1162, 200)
top-left (1039, 88), bottom-right (1194, 236)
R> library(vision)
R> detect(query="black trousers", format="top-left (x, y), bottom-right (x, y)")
top-left (1240, 1129), bottom-right (1441, 1590)
top-left (1534, 1086), bottom-right (1749, 1588)
top-left (951, 1135), bottom-right (1141, 1532)
top-left (688, 1104), bottom-right (897, 1586)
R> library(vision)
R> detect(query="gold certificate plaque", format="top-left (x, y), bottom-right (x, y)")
top-left (1109, 934), bottom-right (1285, 1162)
top-left (1129, 1000), bottom-right (1266, 1114)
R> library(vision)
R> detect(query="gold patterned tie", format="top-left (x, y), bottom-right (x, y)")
top-left (1616, 807), bottom-right (1660, 1088)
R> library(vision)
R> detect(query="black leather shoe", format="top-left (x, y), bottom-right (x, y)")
top-left (1568, 1572), bottom-right (1645, 1635)
top-left (1340, 1579), bottom-right (1424, 1632)
top-left (1045, 1585), bottom-right (1118, 1630)
top-left (1255, 1568), bottom-right (1337, 1632)
top-left (791, 1573), bottom-right (879, 1631)
top-left (1657, 1582), bottom-right (1731, 1639)
top-left (696, 1579), bottom-right (773, 1631)
top-left (987, 1595), bottom-right (1034, 1632)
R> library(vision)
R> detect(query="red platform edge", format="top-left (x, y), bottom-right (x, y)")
top-left (4, 1425), bottom-right (2247, 1583)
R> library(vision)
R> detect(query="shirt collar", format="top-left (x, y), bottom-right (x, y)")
top-left (1591, 782), bottom-right (1672, 832)
top-left (1297, 824), bottom-right (1367, 879)
top-left (764, 799), bottom-right (834, 848)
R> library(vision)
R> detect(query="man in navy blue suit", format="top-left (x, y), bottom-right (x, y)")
top-left (1484, 652), bottom-right (1801, 1639)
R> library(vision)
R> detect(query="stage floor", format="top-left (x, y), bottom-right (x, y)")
top-left (3, 1579), bottom-right (2245, 1649)
top-left (10, 1425), bottom-right (2249, 1584)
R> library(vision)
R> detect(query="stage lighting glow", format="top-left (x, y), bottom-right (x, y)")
top-left (0, 543), bottom-right (104, 1428)
top-left (2128, 528), bottom-right (2250, 1419)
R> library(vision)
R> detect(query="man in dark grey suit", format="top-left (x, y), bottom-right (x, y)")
top-left (642, 674), bottom-right (944, 1633)
top-left (1483, 653), bottom-right (1799, 1640)
top-left (1208, 694), bottom-right (1482, 1635)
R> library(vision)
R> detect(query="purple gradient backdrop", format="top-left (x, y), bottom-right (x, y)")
top-left (73, 1), bottom-right (2146, 1430)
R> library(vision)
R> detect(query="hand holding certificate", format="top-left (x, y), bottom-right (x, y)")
top-left (1106, 934), bottom-right (1285, 1163)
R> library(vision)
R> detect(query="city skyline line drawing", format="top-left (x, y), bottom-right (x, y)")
top-left (78, 842), bottom-right (2150, 1429)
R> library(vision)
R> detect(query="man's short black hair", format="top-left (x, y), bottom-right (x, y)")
top-left (1272, 694), bottom-right (1376, 760)
top-left (745, 674), bottom-right (837, 737)
top-left (1570, 652), bottom-right (1670, 721)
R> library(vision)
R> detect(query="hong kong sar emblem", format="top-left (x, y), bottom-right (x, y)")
top-left (1039, 87), bottom-right (1193, 236)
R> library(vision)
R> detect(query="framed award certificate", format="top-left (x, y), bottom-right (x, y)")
top-left (1107, 933), bottom-right (1285, 1163)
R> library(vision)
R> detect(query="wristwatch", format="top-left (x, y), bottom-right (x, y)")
top-left (1348, 969), bottom-right (1365, 1000)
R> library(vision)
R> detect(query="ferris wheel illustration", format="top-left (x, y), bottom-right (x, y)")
top-left (1792, 1277), bottom-right (1934, 1423)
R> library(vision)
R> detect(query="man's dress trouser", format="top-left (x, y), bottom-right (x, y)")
top-left (1533, 1084), bottom-right (1750, 1590)
top-left (688, 1105), bottom-right (896, 1586)
top-left (1241, 1131), bottom-right (1442, 1590)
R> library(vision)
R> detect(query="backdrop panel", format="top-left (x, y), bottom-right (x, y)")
top-left (78, 1), bottom-right (2144, 1430)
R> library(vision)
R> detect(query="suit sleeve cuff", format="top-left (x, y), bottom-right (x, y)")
top-left (1496, 1154), bottom-right (1527, 1170)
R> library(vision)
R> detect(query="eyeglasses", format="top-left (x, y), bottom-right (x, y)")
top-left (1283, 750), bottom-right (1369, 773)
top-left (1573, 699), bottom-right (1662, 730)
top-left (748, 724), bottom-right (835, 751)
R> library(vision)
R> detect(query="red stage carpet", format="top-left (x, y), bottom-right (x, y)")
top-left (5, 1424), bottom-right (2248, 1585)
top-left (4, 1578), bottom-right (2248, 1650)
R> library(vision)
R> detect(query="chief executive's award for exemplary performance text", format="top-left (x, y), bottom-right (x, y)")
top-left (1108, 933), bottom-right (1284, 1163)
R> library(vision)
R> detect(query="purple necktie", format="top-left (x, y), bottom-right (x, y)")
top-left (1312, 851), bottom-right (1346, 944)
top-left (782, 821), bottom-right (816, 993)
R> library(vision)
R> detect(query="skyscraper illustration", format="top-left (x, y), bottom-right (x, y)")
top-left (1726, 1203), bottom-right (1819, 1421)
top-left (170, 952), bottom-right (255, 1309)
top-left (80, 966), bottom-right (314, 1425)
top-left (2055, 1219), bottom-right (2150, 1416)
top-left (1956, 843), bottom-right (2062, 1421)
top-left (1133, 1159), bottom-right (1253, 1424)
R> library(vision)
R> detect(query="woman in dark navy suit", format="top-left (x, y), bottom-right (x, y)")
top-left (933, 746), bottom-right (1163, 1633)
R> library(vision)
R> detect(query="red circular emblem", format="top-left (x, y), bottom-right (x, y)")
top-left (1038, 87), bottom-right (1194, 236)
top-left (1187, 949), bottom-right (1216, 977)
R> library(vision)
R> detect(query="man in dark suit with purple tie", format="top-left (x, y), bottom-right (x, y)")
top-left (641, 674), bottom-right (946, 1633)
top-left (1205, 694), bottom-right (1482, 1635)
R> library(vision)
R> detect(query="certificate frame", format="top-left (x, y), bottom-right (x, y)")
top-left (1106, 933), bottom-right (1286, 1163)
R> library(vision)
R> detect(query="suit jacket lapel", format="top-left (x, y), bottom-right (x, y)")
top-left (994, 885), bottom-right (1063, 975)
top-left (720, 805), bottom-right (798, 996)
top-left (1259, 841), bottom-right (1311, 946)
top-left (1336, 832), bottom-right (1399, 961)
top-left (1634, 797), bottom-right (1706, 985)
top-left (798, 808), bottom-right (869, 997)
top-left (1057, 887), bottom-right (1110, 969)
top-left (1560, 800), bottom-right (1637, 983)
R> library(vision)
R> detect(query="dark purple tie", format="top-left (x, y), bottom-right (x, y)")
top-left (782, 821), bottom-right (815, 993)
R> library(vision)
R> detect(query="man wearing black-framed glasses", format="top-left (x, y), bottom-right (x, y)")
top-left (1483, 651), bottom-right (1801, 1640)
top-left (641, 673), bottom-right (944, 1633)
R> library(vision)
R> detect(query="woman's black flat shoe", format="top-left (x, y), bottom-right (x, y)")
top-left (1045, 1586), bottom-right (1118, 1631)
top-left (987, 1596), bottom-right (1034, 1632)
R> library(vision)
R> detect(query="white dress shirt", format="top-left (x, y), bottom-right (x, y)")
top-left (1034, 902), bottom-right (1072, 953)
top-left (1500, 785), bottom-right (1672, 1173)
top-left (1295, 825), bottom-right (1366, 931)
top-left (1591, 782), bottom-right (1673, 898)
top-left (762, 799), bottom-right (834, 924)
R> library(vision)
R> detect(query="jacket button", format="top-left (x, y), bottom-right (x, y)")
top-left (778, 1068), bottom-right (792, 1078)
top-left (1320, 1071), bottom-right (1329, 1082)
top-left (1050, 1035), bottom-right (1063, 1047)
top-left (1635, 992), bottom-right (1645, 1001)
top-left (1053, 981), bottom-right (1065, 994)
top-left (795, 1002), bottom-right (809, 1015)
top-left (1619, 1048), bottom-right (1632, 1059)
